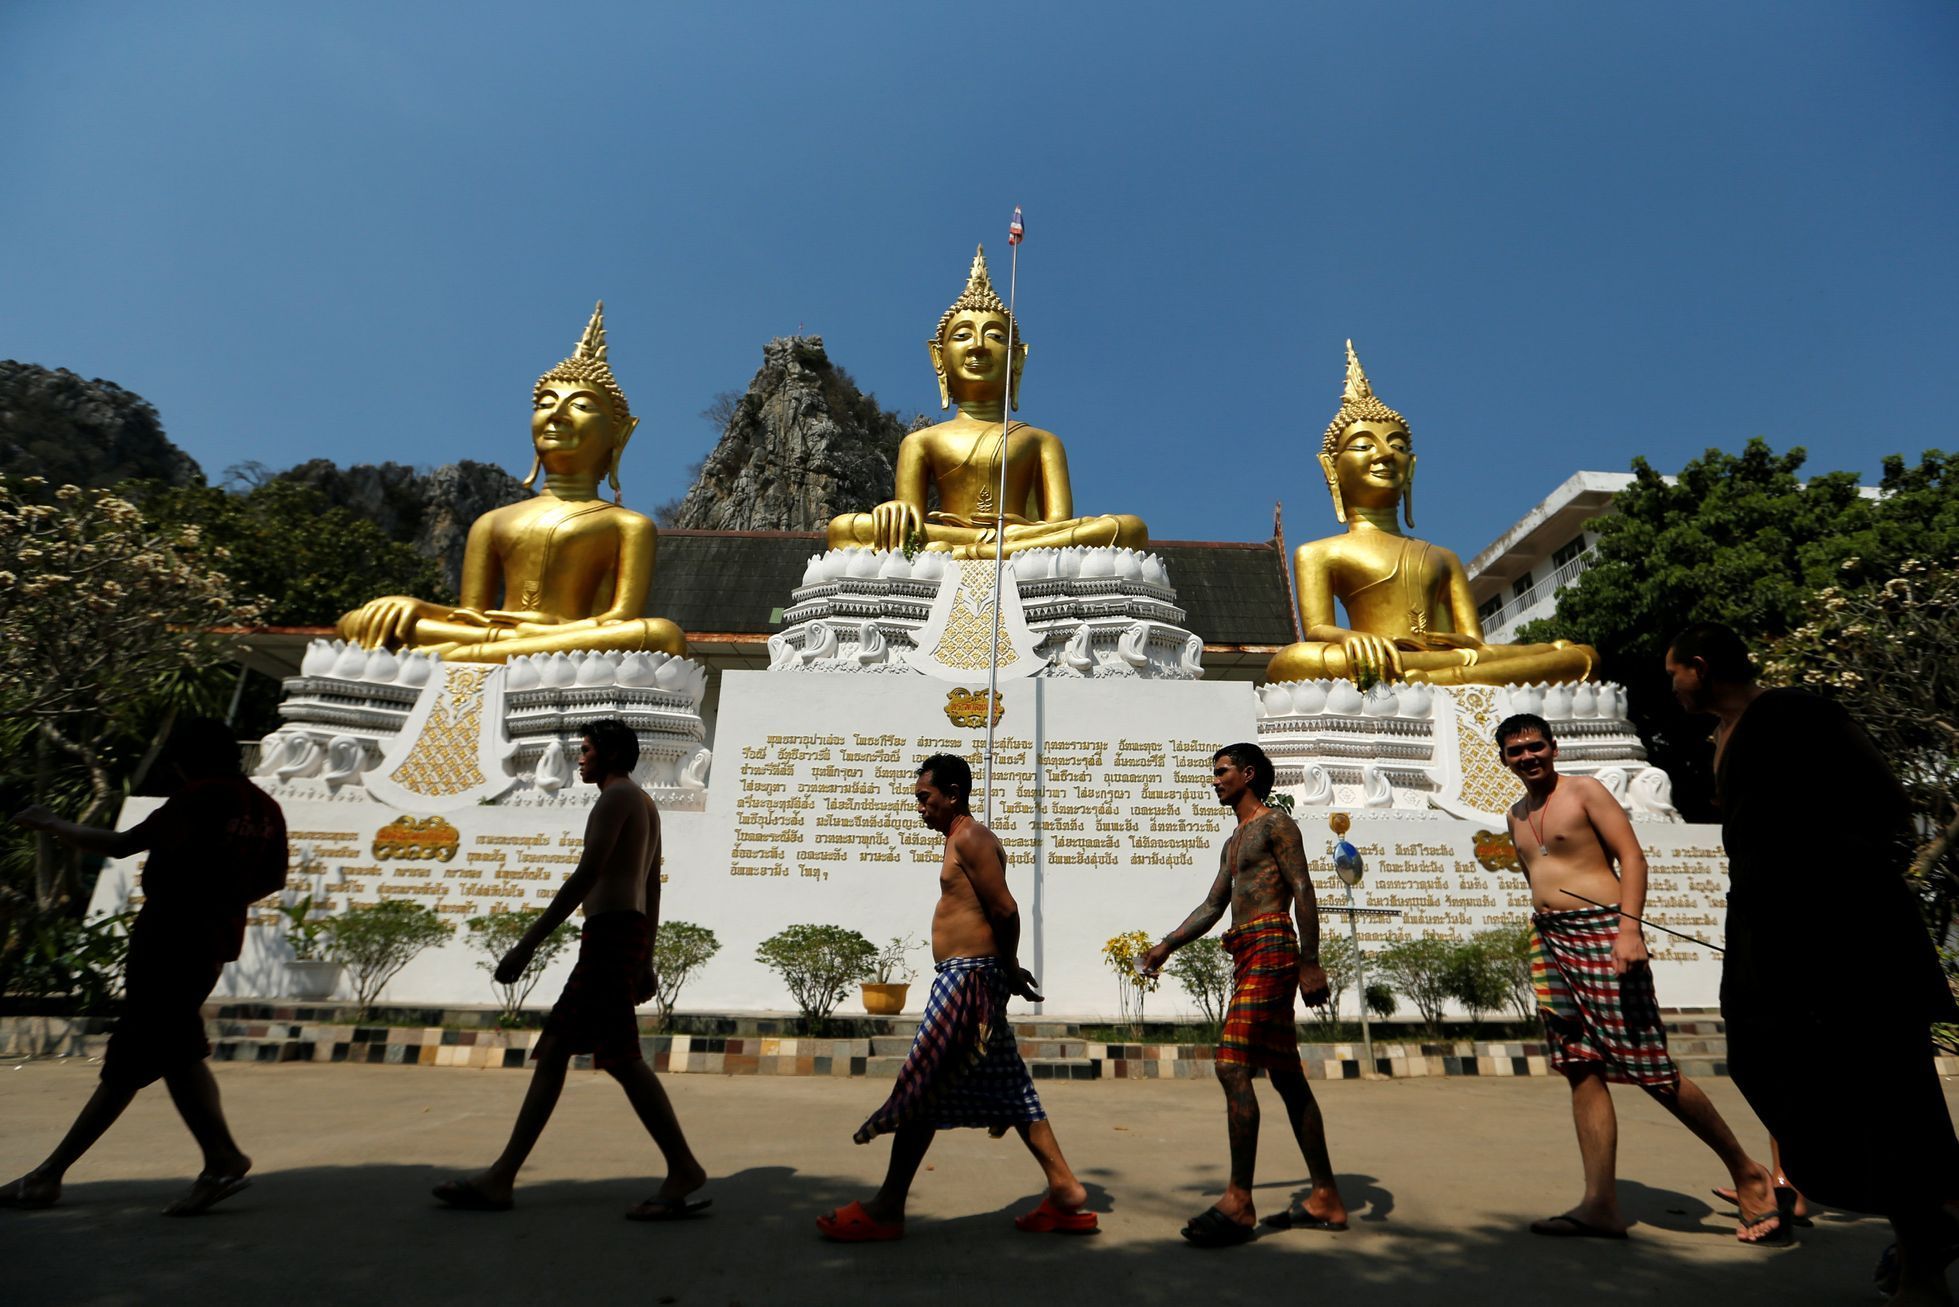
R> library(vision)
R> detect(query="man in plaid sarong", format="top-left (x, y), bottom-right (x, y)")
top-left (818, 754), bottom-right (1094, 1242)
top-left (1497, 713), bottom-right (1781, 1243)
top-left (1141, 743), bottom-right (1348, 1247)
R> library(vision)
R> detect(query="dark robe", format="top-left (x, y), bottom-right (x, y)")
top-left (1716, 687), bottom-right (1958, 1212)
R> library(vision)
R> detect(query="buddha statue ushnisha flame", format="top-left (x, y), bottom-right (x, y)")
top-left (335, 302), bottom-right (686, 663)
top-left (824, 244), bottom-right (1147, 559)
top-left (1264, 341), bottom-right (1597, 687)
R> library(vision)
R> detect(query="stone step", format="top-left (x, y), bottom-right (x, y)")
top-left (1027, 1058), bottom-right (1099, 1082)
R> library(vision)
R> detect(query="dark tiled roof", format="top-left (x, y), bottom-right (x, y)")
top-left (645, 529), bottom-right (1298, 647)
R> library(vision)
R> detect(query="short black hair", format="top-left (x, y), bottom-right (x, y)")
top-left (1666, 622), bottom-right (1757, 684)
top-left (582, 719), bottom-right (640, 778)
top-left (160, 715), bottom-right (242, 779)
top-left (917, 753), bottom-right (972, 806)
top-left (1494, 713), bottom-right (1555, 748)
top-left (1214, 742), bottom-right (1275, 799)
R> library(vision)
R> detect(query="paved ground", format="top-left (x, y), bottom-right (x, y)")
top-left (1, 1060), bottom-right (1945, 1306)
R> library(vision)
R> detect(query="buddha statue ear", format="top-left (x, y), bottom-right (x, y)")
top-left (927, 338), bottom-right (950, 410)
top-left (521, 456), bottom-right (541, 490)
top-left (1403, 453), bottom-right (1416, 529)
top-left (1318, 452), bottom-right (1347, 524)
top-left (608, 415), bottom-right (640, 505)
top-left (1008, 342), bottom-right (1029, 413)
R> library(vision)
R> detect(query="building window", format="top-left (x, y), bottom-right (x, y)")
top-left (1552, 535), bottom-right (1588, 568)
top-left (1478, 595), bottom-right (1502, 622)
top-left (1512, 572), bottom-right (1535, 601)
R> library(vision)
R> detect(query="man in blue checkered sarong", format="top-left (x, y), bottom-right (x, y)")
top-left (817, 754), bottom-right (1098, 1242)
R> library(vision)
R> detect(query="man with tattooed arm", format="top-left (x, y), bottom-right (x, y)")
top-left (1141, 742), bottom-right (1349, 1247)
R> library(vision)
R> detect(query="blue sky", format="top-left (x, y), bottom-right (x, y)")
top-left (2, 2), bottom-right (1954, 560)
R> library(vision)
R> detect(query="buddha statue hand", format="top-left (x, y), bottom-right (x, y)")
top-left (867, 499), bottom-right (925, 553)
top-left (1329, 629), bottom-right (1404, 682)
top-left (340, 595), bottom-right (438, 651)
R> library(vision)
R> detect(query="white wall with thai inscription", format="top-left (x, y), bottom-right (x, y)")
top-left (88, 668), bottom-right (1731, 1016)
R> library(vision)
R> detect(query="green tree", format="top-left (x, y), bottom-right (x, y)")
top-left (1164, 937), bottom-right (1232, 1031)
top-left (132, 478), bottom-right (448, 625)
top-left (754, 924), bottom-right (876, 1033)
top-left (1315, 932), bottom-right (1360, 1029)
top-left (1520, 442), bottom-right (1959, 818)
top-left (464, 908), bottom-right (579, 1026)
top-left (1441, 937), bottom-right (1511, 1029)
top-left (1376, 937), bottom-right (1456, 1033)
top-left (1470, 923), bottom-right (1538, 1022)
top-left (321, 901), bottom-right (453, 1020)
top-left (653, 921), bottom-right (722, 1029)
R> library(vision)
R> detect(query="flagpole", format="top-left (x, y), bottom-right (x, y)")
top-left (981, 210), bottom-right (1022, 825)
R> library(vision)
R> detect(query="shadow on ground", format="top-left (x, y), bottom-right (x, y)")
top-left (0, 1162), bottom-right (1879, 1306)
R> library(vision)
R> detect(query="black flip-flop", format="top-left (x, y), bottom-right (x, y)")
top-left (1711, 1184), bottom-right (1812, 1227)
top-left (431, 1180), bottom-right (513, 1212)
top-left (1529, 1213), bottom-right (1628, 1239)
top-left (1182, 1206), bottom-right (1257, 1247)
top-left (164, 1173), bottom-right (251, 1217)
top-left (1735, 1188), bottom-right (1796, 1248)
top-left (626, 1196), bottom-right (713, 1222)
top-left (1262, 1205), bottom-right (1349, 1232)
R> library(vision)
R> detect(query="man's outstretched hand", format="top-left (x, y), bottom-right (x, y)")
top-left (1297, 962), bottom-right (1330, 1007)
top-left (494, 943), bottom-right (534, 986)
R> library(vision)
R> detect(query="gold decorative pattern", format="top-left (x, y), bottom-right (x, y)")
top-left (1453, 684), bottom-right (1526, 814)
top-left (929, 560), bottom-right (1023, 672)
top-left (944, 688), bottom-right (1005, 729)
top-left (1472, 828), bottom-right (1520, 874)
top-left (386, 666), bottom-right (493, 796)
top-left (372, 816), bottom-right (461, 863)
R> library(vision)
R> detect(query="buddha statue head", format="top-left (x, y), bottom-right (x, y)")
top-left (527, 301), bottom-right (639, 501)
top-left (928, 245), bottom-right (1029, 412)
top-left (1319, 340), bottom-right (1415, 528)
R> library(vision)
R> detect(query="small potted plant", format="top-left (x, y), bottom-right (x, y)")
top-left (860, 934), bottom-right (919, 1015)
top-left (278, 893), bottom-right (344, 1001)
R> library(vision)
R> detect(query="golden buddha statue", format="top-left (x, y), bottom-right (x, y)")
top-left (335, 302), bottom-right (686, 663)
top-left (825, 245), bottom-right (1146, 559)
top-left (1265, 342), bottom-right (1597, 687)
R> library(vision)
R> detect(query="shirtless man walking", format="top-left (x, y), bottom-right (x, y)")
top-left (1496, 712), bottom-right (1781, 1242)
top-left (434, 719), bottom-right (707, 1220)
top-left (1140, 742), bottom-right (1348, 1247)
top-left (817, 753), bottom-right (1095, 1242)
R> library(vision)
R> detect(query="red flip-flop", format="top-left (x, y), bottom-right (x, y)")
top-left (1014, 1196), bottom-right (1099, 1234)
top-left (817, 1200), bottom-right (904, 1242)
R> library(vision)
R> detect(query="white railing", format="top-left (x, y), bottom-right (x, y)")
top-left (1482, 549), bottom-right (1596, 638)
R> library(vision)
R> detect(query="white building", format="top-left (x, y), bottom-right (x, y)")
top-left (1465, 471), bottom-right (1632, 644)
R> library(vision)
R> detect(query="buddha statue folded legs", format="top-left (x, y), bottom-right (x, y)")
top-left (334, 302), bottom-right (687, 664)
top-left (1265, 341), bottom-right (1598, 687)
top-left (823, 245), bottom-right (1147, 560)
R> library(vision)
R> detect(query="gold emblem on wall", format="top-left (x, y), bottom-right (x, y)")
top-left (1472, 828), bottom-right (1520, 875)
top-left (944, 688), bottom-right (1004, 729)
top-left (373, 816), bottom-right (461, 863)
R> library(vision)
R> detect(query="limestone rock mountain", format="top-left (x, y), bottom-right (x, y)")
top-left (275, 458), bottom-right (531, 592)
top-left (667, 336), bottom-right (913, 531)
top-left (0, 362), bottom-right (202, 492)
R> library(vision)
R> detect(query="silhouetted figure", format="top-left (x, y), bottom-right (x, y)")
top-left (1494, 713), bottom-right (1780, 1242)
top-left (1140, 742), bottom-right (1348, 1246)
top-left (2, 717), bottom-right (286, 1216)
top-left (432, 719), bottom-right (706, 1219)
top-left (1667, 623), bottom-right (1959, 1302)
top-left (817, 753), bottom-right (1095, 1241)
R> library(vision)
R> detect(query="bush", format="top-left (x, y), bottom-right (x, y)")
top-left (1441, 937), bottom-right (1512, 1028)
top-left (321, 901), bottom-right (453, 1019)
top-left (1472, 923), bottom-right (1537, 1020)
top-left (1376, 936), bottom-right (1455, 1032)
top-left (1315, 932), bottom-right (1360, 1028)
top-left (1101, 930), bottom-right (1159, 1035)
top-left (1165, 937), bottom-right (1232, 1031)
top-left (755, 924), bottom-right (876, 1032)
top-left (870, 933), bottom-right (920, 985)
top-left (464, 909), bottom-right (578, 1026)
top-left (1363, 982), bottom-right (1398, 1019)
top-left (653, 921), bottom-right (722, 1029)
top-left (6, 911), bottom-right (131, 1014)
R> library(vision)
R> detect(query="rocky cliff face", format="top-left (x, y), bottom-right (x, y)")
top-left (275, 459), bottom-right (531, 593)
top-left (0, 362), bottom-right (202, 491)
top-left (667, 336), bottom-right (911, 531)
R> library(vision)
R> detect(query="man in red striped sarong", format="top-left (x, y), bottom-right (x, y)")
top-left (1497, 712), bottom-right (1782, 1243)
top-left (1141, 742), bottom-right (1348, 1247)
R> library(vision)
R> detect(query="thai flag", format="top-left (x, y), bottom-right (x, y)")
top-left (1008, 206), bottom-right (1024, 245)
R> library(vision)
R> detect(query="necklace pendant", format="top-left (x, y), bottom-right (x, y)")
top-left (1539, 845), bottom-right (1550, 857)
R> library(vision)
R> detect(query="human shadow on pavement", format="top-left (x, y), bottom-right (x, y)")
top-left (0, 1160), bottom-right (1900, 1307)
